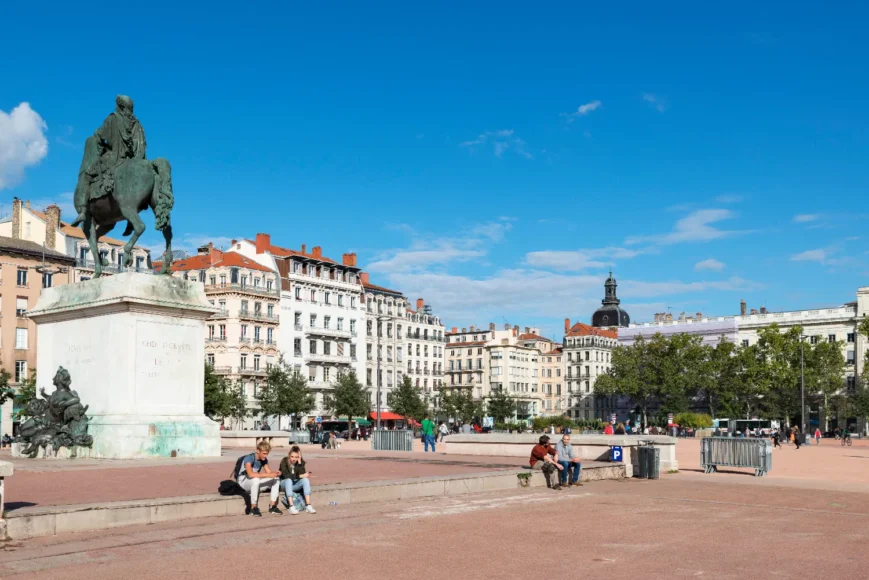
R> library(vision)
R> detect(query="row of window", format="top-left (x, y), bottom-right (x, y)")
top-left (294, 286), bottom-right (357, 307)
top-left (566, 350), bottom-right (611, 362)
top-left (292, 338), bottom-right (357, 358)
top-left (741, 333), bottom-right (857, 347)
top-left (294, 313), bottom-right (356, 333)
top-left (208, 325), bottom-right (274, 343)
top-left (189, 269), bottom-right (275, 291)
top-left (0, 268), bottom-right (52, 288)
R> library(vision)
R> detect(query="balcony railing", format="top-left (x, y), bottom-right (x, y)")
top-left (204, 283), bottom-right (279, 297)
top-left (306, 353), bottom-right (353, 364)
top-left (206, 337), bottom-right (227, 343)
top-left (209, 310), bottom-right (230, 320)
top-left (239, 367), bottom-right (267, 376)
top-left (305, 326), bottom-right (353, 339)
top-left (239, 338), bottom-right (251, 344)
top-left (212, 366), bottom-right (232, 374)
top-left (238, 310), bottom-right (279, 322)
top-left (294, 323), bottom-right (303, 331)
top-left (285, 270), bottom-right (360, 291)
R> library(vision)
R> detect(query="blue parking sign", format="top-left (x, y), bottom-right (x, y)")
top-left (611, 446), bottom-right (623, 462)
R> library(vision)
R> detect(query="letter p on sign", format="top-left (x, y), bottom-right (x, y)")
top-left (611, 446), bottom-right (623, 462)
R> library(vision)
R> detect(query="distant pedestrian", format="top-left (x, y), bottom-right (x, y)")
top-left (438, 421), bottom-right (449, 443)
top-left (793, 427), bottom-right (801, 450)
top-left (603, 423), bottom-right (614, 436)
top-left (421, 414), bottom-right (436, 452)
top-left (814, 428), bottom-right (822, 445)
top-left (772, 430), bottom-right (782, 449)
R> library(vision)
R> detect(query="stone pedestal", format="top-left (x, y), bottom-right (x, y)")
top-left (27, 273), bottom-right (220, 459)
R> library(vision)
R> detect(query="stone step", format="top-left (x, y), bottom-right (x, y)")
top-left (7, 464), bottom-right (625, 540)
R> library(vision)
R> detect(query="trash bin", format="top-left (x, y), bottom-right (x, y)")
top-left (635, 447), bottom-right (649, 479)
top-left (646, 447), bottom-right (660, 479)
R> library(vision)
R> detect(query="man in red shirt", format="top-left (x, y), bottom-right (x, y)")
top-left (529, 435), bottom-right (563, 490)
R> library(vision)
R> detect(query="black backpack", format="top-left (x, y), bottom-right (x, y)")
top-left (217, 455), bottom-right (252, 513)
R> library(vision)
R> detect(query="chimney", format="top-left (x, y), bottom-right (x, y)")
top-left (470, 325), bottom-right (475, 332)
top-left (696, 312), bottom-right (703, 320)
top-left (489, 322), bottom-right (495, 331)
top-left (312, 246), bottom-right (322, 258)
top-left (513, 324), bottom-right (519, 336)
top-left (230, 239), bottom-right (237, 246)
top-left (360, 272), bottom-right (369, 285)
top-left (417, 298), bottom-right (425, 311)
top-left (301, 244), bottom-right (307, 254)
top-left (45, 203), bottom-right (60, 249)
top-left (740, 299), bottom-right (747, 316)
top-left (451, 327), bottom-right (457, 333)
top-left (11, 197), bottom-right (22, 239)
top-left (197, 244), bottom-right (210, 255)
top-left (342, 253), bottom-right (357, 267)
top-left (25, 200), bottom-right (30, 209)
top-left (255, 233), bottom-right (270, 254)
top-left (750, 308), bottom-right (758, 315)
top-left (462, 328), bottom-right (467, 333)
top-left (760, 306), bottom-right (768, 314)
top-left (524, 326), bottom-right (530, 334)
top-left (564, 318), bottom-right (570, 333)
top-left (210, 246), bottom-right (223, 266)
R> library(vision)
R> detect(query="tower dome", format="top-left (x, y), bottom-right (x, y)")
top-left (592, 271), bottom-right (630, 328)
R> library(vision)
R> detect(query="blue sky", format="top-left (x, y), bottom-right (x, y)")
top-left (2, 1), bottom-right (868, 339)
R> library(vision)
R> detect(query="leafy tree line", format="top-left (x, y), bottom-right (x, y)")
top-left (595, 323), bottom-right (849, 428)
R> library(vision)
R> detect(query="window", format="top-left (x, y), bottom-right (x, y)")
top-left (310, 289), bottom-right (316, 301)
top-left (241, 300), bottom-right (249, 313)
top-left (847, 375), bottom-right (856, 390)
top-left (209, 275), bottom-right (217, 286)
top-left (206, 353), bottom-right (215, 366)
top-left (324, 316), bottom-right (331, 329)
top-left (254, 327), bottom-right (261, 342)
top-left (809, 336), bottom-right (819, 345)
top-left (847, 333), bottom-right (856, 343)
top-left (267, 328), bottom-right (273, 343)
top-left (324, 341), bottom-right (331, 355)
top-left (828, 334), bottom-right (836, 343)
top-left (240, 354), bottom-right (248, 369)
top-left (585, 381), bottom-right (590, 393)
top-left (742, 339), bottom-right (749, 347)
top-left (219, 300), bottom-right (226, 313)
top-left (337, 294), bottom-right (343, 307)
top-left (241, 275), bottom-right (248, 288)
top-left (350, 344), bottom-right (356, 359)
top-left (294, 338), bottom-right (302, 356)
top-left (337, 317), bottom-right (344, 330)
top-left (208, 325), bottom-right (215, 339)
top-left (267, 304), bottom-right (274, 318)
top-left (309, 340), bottom-right (317, 354)
top-left (254, 355), bottom-right (261, 370)
top-left (16, 297), bottom-right (28, 317)
top-left (325, 292), bottom-right (330, 304)
top-left (295, 287), bottom-right (301, 300)
top-left (42, 272), bottom-right (53, 288)
top-left (310, 314), bottom-right (317, 327)
top-left (323, 367), bottom-right (331, 382)
top-left (847, 351), bottom-right (856, 366)
top-left (15, 328), bottom-right (27, 349)
top-left (240, 325), bottom-right (248, 339)
top-left (15, 360), bottom-right (26, 383)
top-left (220, 274), bottom-right (227, 286)
top-left (16, 269), bottom-right (27, 287)
top-left (350, 319), bottom-right (356, 334)
top-left (219, 324), bottom-right (226, 339)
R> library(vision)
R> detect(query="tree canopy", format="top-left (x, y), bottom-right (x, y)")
top-left (256, 356), bottom-right (316, 429)
top-left (389, 375), bottom-right (428, 424)
top-left (325, 372), bottom-right (370, 424)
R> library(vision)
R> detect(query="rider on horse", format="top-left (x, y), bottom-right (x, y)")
top-left (71, 95), bottom-right (146, 227)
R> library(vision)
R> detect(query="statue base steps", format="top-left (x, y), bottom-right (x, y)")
top-left (12, 442), bottom-right (93, 459)
top-left (27, 273), bottom-right (221, 459)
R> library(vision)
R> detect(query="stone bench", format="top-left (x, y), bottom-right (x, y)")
top-left (220, 431), bottom-right (292, 448)
top-left (0, 460), bottom-right (12, 539)
top-left (443, 434), bottom-right (678, 477)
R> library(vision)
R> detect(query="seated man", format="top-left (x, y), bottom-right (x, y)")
top-left (529, 434), bottom-right (564, 490)
top-left (237, 441), bottom-right (282, 516)
top-left (555, 434), bottom-right (582, 487)
top-left (279, 445), bottom-right (317, 514)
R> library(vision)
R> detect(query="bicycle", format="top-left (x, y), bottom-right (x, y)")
top-left (842, 435), bottom-right (852, 447)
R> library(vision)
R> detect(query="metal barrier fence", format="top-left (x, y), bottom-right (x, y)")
top-left (288, 430), bottom-right (311, 444)
top-left (701, 437), bottom-right (772, 477)
top-left (371, 429), bottom-right (414, 452)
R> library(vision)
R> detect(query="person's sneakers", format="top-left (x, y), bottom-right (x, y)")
top-left (571, 482), bottom-right (584, 487)
top-left (268, 505), bottom-right (283, 515)
top-left (244, 507), bottom-right (252, 516)
top-left (249, 507), bottom-right (263, 517)
top-left (305, 505), bottom-right (317, 514)
top-left (289, 506), bottom-right (300, 515)
top-left (551, 484), bottom-right (562, 491)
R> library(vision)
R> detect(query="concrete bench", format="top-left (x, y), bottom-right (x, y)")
top-left (0, 460), bottom-right (12, 539)
top-left (220, 431), bottom-right (292, 448)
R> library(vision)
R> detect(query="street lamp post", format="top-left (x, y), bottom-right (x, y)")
top-left (800, 335), bottom-right (807, 435)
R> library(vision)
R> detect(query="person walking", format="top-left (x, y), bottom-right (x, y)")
top-left (421, 414), bottom-right (437, 452)
top-left (814, 427), bottom-right (822, 445)
top-left (793, 426), bottom-right (801, 450)
top-left (772, 429), bottom-right (782, 449)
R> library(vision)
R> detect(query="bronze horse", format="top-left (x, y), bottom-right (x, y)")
top-left (75, 135), bottom-right (175, 277)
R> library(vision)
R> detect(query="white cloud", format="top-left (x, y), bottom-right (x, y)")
top-left (694, 258), bottom-right (726, 272)
top-left (790, 249), bottom-right (827, 263)
top-left (642, 93), bottom-right (667, 112)
top-left (562, 100), bottom-right (601, 122)
top-left (524, 246), bottom-right (651, 272)
top-left (180, 235), bottom-right (237, 253)
top-left (627, 209), bottom-right (745, 245)
top-left (793, 214), bottom-right (820, 223)
top-left (28, 192), bottom-right (75, 218)
top-left (620, 276), bottom-right (762, 298)
top-left (460, 129), bottom-right (531, 159)
top-left (0, 102), bottom-right (49, 189)
top-left (470, 221), bottom-right (513, 242)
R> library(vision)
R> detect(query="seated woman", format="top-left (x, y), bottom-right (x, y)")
top-left (279, 446), bottom-right (316, 514)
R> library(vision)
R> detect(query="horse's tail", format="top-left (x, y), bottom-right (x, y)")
top-left (151, 158), bottom-right (174, 231)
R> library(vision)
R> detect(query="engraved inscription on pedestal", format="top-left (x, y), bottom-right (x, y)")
top-left (135, 319), bottom-right (201, 414)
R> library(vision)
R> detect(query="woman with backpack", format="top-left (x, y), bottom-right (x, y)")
top-left (279, 445), bottom-right (317, 514)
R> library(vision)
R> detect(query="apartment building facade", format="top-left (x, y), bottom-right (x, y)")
top-left (540, 347), bottom-right (564, 416)
top-left (0, 236), bottom-right (75, 437)
top-left (160, 244), bottom-right (280, 428)
top-left (234, 235), bottom-right (366, 423)
top-left (563, 319), bottom-right (618, 422)
top-left (0, 198), bottom-right (151, 282)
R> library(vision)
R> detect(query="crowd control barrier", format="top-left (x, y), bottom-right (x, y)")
top-left (701, 437), bottom-right (772, 477)
top-left (372, 429), bottom-right (414, 452)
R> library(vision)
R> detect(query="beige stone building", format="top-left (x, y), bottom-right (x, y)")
top-left (159, 243), bottom-right (280, 428)
top-left (563, 319), bottom-right (618, 421)
top-left (0, 198), bottom-right (151, 282)
top-left (0, 235), bottom-right (75, 436)
top-left (540, 347), bottom-right (564, 416)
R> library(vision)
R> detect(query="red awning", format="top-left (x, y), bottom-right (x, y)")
top-left (369, 412), bottom-right (420, 426)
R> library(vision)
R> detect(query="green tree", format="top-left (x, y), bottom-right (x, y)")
top-left (653, 333), bottom-right (705, 414)
top-left (13, 369), bottom-right (37, 419)
top-left (486, 387), bottom-right (517, 423)
top-left (804, 338), bottom-right (846, 430)
top-left (389, 375), bottom-right (428, 424)
top-left (204, 363), bottom-right (229, 421)
top-left (753, 324), bottom-right (803, 423)
top-left (257, 356), bottom-right (315, 430)
top-left (0, 368), bottom-right (15, 407)
top-left (226, 379), bottom-right (250, 429)
top-left (674, 412), bottom-right (713, 429)
top-left (595, 335), bottom-right (660, 426)
top-left (439, 388), bottom-right (484, 424)
top-left (325, 372), bottom-right (370, 427)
